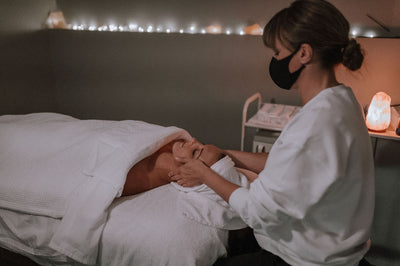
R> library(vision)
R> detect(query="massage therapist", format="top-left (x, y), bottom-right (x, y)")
top-left (169, 0), bottom-right (375, 265)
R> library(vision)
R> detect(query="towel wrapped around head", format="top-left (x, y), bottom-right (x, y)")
top-left (171, 156), bottom-right (250, 229)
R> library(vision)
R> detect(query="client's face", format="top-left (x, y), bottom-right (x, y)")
top-left (172, 138), bottom-right (222, 166)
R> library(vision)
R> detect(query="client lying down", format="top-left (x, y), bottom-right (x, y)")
top-left (128, 137), bottom-right (256, 230)
top-left (0, 112), bottom-right (252, 263)
top-left (122, 138), bottom-right (257, 196)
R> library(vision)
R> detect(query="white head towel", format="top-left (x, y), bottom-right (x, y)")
top-left (171, 156), bottom-right (249, 229)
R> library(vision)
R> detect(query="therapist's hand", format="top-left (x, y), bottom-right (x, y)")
top-left (169, 158), bottom-right (213, 187)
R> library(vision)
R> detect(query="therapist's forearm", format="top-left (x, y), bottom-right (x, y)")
top-left (224, 149), bottom-right (268, 174)
top-left (202, 169), bottom-right (240, 203)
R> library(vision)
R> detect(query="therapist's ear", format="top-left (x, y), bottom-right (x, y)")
top-left (299, 43), bottom-right (313, 65)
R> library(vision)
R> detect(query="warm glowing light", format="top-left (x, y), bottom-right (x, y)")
top-left (109, 24), bottom-right (118, 31)
top-left (244, 24), bottom-right (263, 35)
top-left (366, 31), bottom-right (375, 38)
top-left (46, 13), bottom-right (379, 38)
top-left (206, 25), bottom-right (222, 34)
top-left (366, 92), bottom-right (391, 131)
top-left (129, 24), bottom-right (138, 31)
top-left (46, 11), bottom-right (68, 29)
top-left (350, 27), bottom-right (359, 37)
top-left (98, 25), bottom-right (108, 31)
top-left (71, 24), bottom-right (85, 30)
top-left (189, 25), bottom-right (196, 33)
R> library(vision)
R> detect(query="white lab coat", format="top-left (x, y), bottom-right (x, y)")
top-left (230, 84), bottom-right (375, 266)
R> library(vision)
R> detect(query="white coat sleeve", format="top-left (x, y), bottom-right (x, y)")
top-left (229, 144), bottom-right (341, 229)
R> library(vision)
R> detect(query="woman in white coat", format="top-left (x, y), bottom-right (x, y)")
top-left (169, 0), bottom-right (375, 265)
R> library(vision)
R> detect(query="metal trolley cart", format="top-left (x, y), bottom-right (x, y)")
top-left (241, 93), bottom-right (301, 152)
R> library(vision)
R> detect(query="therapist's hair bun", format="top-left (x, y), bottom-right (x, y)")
top-left (342, 39), bottom-right (364, 71)
top-left (263, 0), bottom-right (365, 71)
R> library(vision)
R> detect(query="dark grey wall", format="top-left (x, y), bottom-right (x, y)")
top-left (0, 0), bottom-right (57, 114)
top-left (49, 29), bottom-right (301, 149)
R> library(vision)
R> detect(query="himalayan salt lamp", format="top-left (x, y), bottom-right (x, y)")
top-left (244, 24), bottom-right (263, 35)
top-left (366, 92), bottom-right (391, 131)
top-left (46, 11), bottom-right (68, 29)
top-left (206, 25), bottom-right (222, 34)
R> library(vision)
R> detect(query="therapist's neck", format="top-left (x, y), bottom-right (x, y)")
top-left (297, 63), bottom-right (339, 105)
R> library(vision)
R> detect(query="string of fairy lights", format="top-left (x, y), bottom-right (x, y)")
top-left (46, 12), bottom-right (379, 38)
top-left (71, 23), bottom-right (250, 35)
top-left (60, 23), bottom-right (380, 38)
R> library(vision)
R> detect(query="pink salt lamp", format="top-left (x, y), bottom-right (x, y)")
top-left (366, 92), bottom-right (391, 131)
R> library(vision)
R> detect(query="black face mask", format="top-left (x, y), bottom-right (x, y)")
top-left (269, 49), bottom-right (305, 90)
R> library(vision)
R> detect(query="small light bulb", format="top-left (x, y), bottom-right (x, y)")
top-left (179, 29), bottom-right (184, 33)
top-left (201, 29), bottom-right (206, 34)
top-left (166, 28), bottom-right (171, 33)
top-left (109, 24), bottom-right (118, 31)
top-left (129, 24), bottom-right (138, 31)
top-left (226, 29), bottom-right (231, 35)
top-left (239, 30), bottom-right (245, 35)
top-left (364, 30), bottom-right (375, 38)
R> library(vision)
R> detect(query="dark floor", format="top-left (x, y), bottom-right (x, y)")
top-left (0, 247), bottom-right (39, 266)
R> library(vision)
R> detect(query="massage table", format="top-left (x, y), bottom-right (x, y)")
top-left (0, 113), bottom-right (249, 265)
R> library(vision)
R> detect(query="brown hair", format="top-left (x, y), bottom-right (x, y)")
top-left (263, 0), bottom-right (363, 71)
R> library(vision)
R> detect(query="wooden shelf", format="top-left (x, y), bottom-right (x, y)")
top-left (368, 125), bottom-right (400, 141)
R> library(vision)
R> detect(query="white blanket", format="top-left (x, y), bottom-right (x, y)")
top-left (0, 184), bottom-right (228, 266)
top-left (0, 113), bottom-right (191, 264)
top-left (171, 156), bottom-right (249, 230)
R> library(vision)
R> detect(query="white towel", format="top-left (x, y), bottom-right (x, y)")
top-left (171, 156), bottom-right (249, 229)
top-left (0, 112), bottom-right (191, 264)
